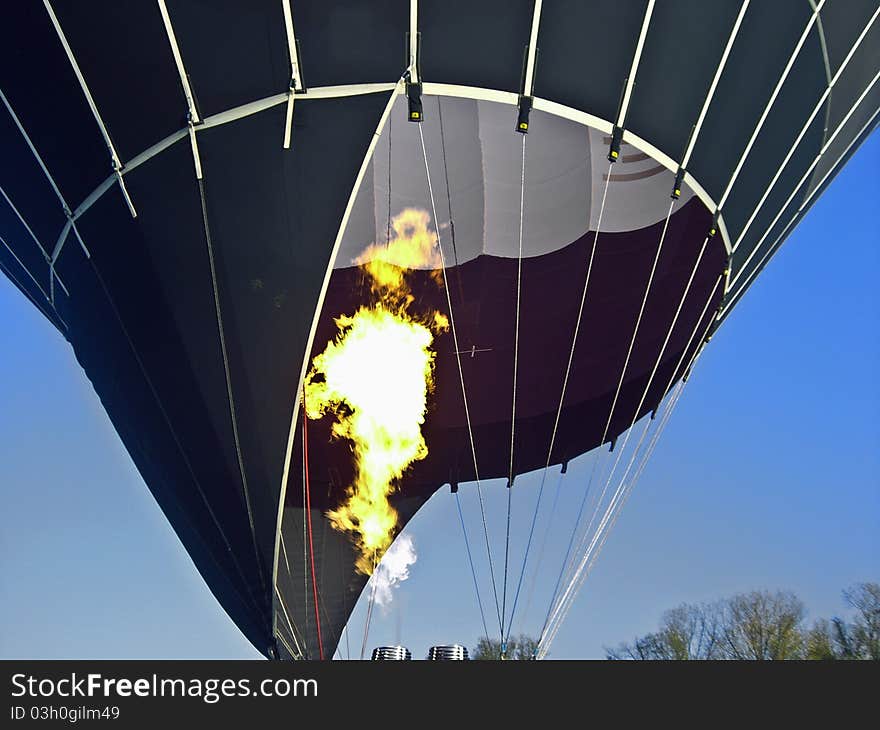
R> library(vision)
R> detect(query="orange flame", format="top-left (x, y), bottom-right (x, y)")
top-left (304, 209), bottom-right (447, 574)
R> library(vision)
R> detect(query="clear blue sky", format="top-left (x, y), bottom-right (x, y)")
top-left (1, 132), bottom-right (877, 660)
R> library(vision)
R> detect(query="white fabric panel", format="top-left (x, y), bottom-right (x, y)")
top-left (335, 95), bottom-right (695, 271)
top-left (588, 128), bottom-right (696, 232)
top-left (478, 100), bottom-right (592, 258)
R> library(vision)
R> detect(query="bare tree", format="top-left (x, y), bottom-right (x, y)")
top-left (472, 634), bottom-right (540, 660)
top-left (606, 602), bottom-right (724, 660)
top-left (607, 584), bottom-right (878, 661)
top-left (720, 590), bottom-right (805, 660)
top-left (804, 619), bottom-right (838, 660)
top-left (801, 584), bottom-right (879, 660)
top-left (842, 582), bottom-right (880, 660)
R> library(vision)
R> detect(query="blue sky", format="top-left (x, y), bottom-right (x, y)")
top-left (1, 132), bottom-right (877, 660)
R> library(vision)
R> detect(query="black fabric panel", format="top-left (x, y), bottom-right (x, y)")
top-left (729, 111), bottom-right (826, 273)
top-left (50, 0), bottom-right (185, 162)
top-left (686, 0), bottom-right (816, 203)
top-left (809, 82), bottom-right (880, 199)
top-left (625, 0), bottom-right (743, 162)
top-left (0, 198), bottom-right (55, 303)
top-left (0, 110), bottom-right (67, 263)
top-left (166, 0), bottom-right (290, 119)
top-left (294, 0), bottom-right (409, 87)
top-left (824, 21), bottom-right (880, 138)
top-left (0, 247), bottom-right (60, 331)
top-left (420, 0), bottom-right (533, 93)
top-left (65, 145), bottom-right (276, 648)
top-left (733, 114), bottom-right (828, 272)
top-left (194, 93), bottom-right (391, 581)
top-left (722, 113), bottom-right (879, 321)
top-left (120, 142), bottom-right (246, 494)
top-left (536, 0), bottom-right (649, 124)
top-left (0, 4), bottom-right (111, 208)
top-left (816, 0), bottom-right (878, 72)
top-left (52, 185), bottom-right (273, 655)
top-left (732, 167), bottom-right (813, 298)
top-left (707, 41), bottom-right (827, 252)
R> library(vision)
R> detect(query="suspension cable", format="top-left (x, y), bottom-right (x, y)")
top-left (536, 444), bottom-right (610, 643)
top-left (542, 278), bottom-right (720, 649)
top-left (540, 337), bottom-right (711, 658)
top-left (529, 196), bottom-right (675, 642)
top-left (301, 391), bottom-right (324, 660)
top-left (520, 468), bottom-right (565, 629)
top-left (197, 181), bottom-right (268, 606)
top-left (538, 275), bottom-right (722, 656)
top-left (539, 384), bottom-right (682, 656)
top-left (601, 199), bottom-right (674, 444)
top-left (276, 533), bottom-right (307, 657)
top-left (455, 490), bottom-right (491, 641)
top-left (501, 134), bottom-right (527, 640)
top-left (585, 230), bottom-right (710, 545)
top-left (537, 382), bottom-right (684, 658)
top-left (503, 165), bottom-right (614, 642)
top-left (417, 122), bottom-right (503, 635)
top-left (301, 399), bottom-right (309, 650)
top-left (359, 559), bottom-right (379, 660)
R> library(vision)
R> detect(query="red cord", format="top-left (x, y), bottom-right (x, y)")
top-left (302, 395), bottom-right (325, 660)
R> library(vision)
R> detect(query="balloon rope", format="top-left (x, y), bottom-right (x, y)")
top-left (455, 490), bottom-right (490, 641)
top-left (572, 232), bottom-right (711, 576)
top-left (541, 277), bottom-right (720, 651)
top-left (417, 122), bottom-right (503, 636)
top-left (539, 383), bottom-right (683, 657)
top-left (301, 401), bottom-right (309, 644)
top-left (360, 558), bottom-right (379, 660)
top-left (501, 133), bottom-right (526, 643)
top-left (198, 180), bottom-right (268, 605)
top-left (601, 198), bottom-right (674, 445)
top-left (301, 391), bottom-right (324, 659)
top-left (275, 536), bottom-right (307, 658)
top-left (436, 97), bottom-right (466, 307)
top-left (536, 445), bottom-right (611, 646)
top-left (503, 161), bottom-right (613, 644)
top-left (533, 197), bottom-right (675, 639)
top-left (519, 468), bottom-right (565, 629)
top-left (274, 579), bottom-right (305, 659)
top-left (538, 275), bottom-right (721, 656)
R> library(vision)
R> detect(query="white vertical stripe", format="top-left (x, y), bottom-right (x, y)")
top-left (157, 0), bottom-right (200, 123)
top-left (523, 0), bottom-right (544, 95)
top-left (281, 0), bottom-right (303, 90)
top-left (43, 1), bottom-right (137, 217)
top-left (0, 185), bottom-right (51, 262)
top-left (616, 0), bottom-right (656, 128)
top-left (281, 0), bottom-right (302, 148)
top-left (43, 1), bottom-right (119, 168)
top-left (188, 125), bottom-right (203, 181)
top-left (730, 69), bottom-right (880, 289)
top-left (409, 0), bottom-right (419, 83)
top-left (719, 0), bottom-right (827, 208)
top-left (722, 104), bottom-right (880, 318)
top-left (283, 92), bottom-right (296, 149)
top-left (732, 5), bottom-right (879, 252)
top-left (681, 0), bottom-right (750, 168)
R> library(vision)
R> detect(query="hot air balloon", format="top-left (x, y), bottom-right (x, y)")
top-left (1, 1), bottom-right (877, 660)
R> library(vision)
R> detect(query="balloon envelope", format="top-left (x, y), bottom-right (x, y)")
top-left (1, 1), bottom-right (877, 658)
